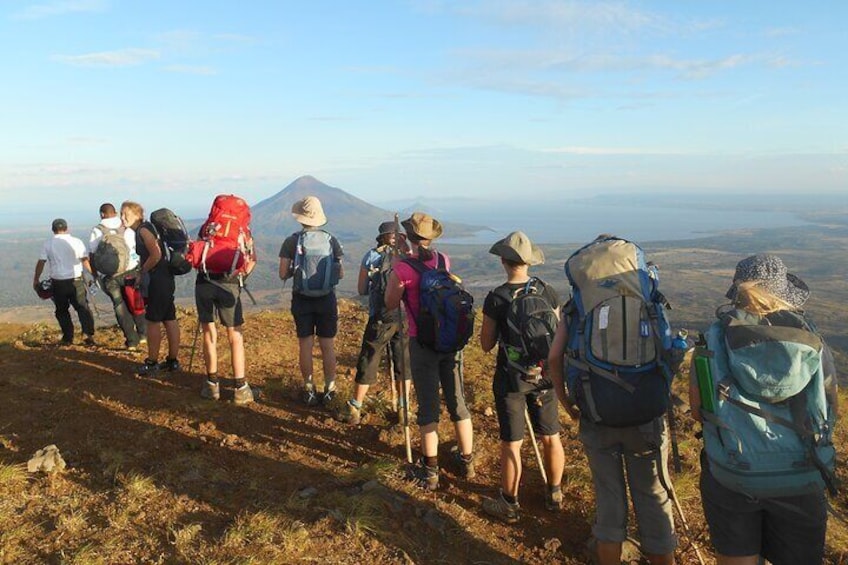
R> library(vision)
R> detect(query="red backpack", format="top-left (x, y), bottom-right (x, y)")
top-left (187, 194), bottom-right (255, 276)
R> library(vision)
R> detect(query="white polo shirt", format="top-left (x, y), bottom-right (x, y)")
top-left (40, 233), bottom-right (88, 280)
top-left (88, 216), bottom-right (140, 270)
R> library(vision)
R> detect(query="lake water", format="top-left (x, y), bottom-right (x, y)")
top-left (437, 200), bottom-right (808, 245)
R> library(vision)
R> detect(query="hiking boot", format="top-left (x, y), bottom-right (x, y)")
top-left (302, 384), bottom-right (319, 407)
top-left (322, 387), bottom-right (336, 406)
top-left (452, 448), bottom-right (476, 479)
top-left (337, 401), bottom-right (361, 425)
top-left (545, 488), bottom-right (564, 512)
top-left (158, 357), bottom-right (180, 372)
top-left (200, 380), bottom-right (220, 401)
top-left (137, 358), bottom-right (159, 377)
top-left (233, 383), bottom-right (255, 405)
top-left (482, 492), bottom-right (520, 524)
top-left (83, 335), bottom-right (96, 347)
top-left (59, 338), bottom-right (73, 347)
top-left (407, 459), bottom-right (439, 491)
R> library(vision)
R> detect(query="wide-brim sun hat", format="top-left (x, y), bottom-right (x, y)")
top-left (725, 253), bottom-right (810, 308)
top-left (291, 196), bottom-right (327, 227)
top-left (489, 231), bottom-right (545, 266)
top-left (401, 212), bottom-right (442, 241)
top-left (376, 221), bottom-right (397, 242)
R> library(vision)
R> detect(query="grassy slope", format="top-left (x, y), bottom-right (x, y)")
top-left (1, 302), bottom-right (847, 564)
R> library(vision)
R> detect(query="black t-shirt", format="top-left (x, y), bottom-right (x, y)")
top-left (483, 278), bottom-right (560, 376)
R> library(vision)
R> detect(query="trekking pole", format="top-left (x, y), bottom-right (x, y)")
top-left (667, 403), bottom-right (683, 473)
top-left (188, 322), bottom-right (201, 373)
top-left (524, 406), bottom-right (548, 485)
top-left (388, 343), bottom-right (398, 413)
top-left (394, 212), bottom-right (413, 464)
top-left (655, 428), bottom-right (707, 565)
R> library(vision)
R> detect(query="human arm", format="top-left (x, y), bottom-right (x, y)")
top-left (279, 257), bottom-right (292, 281)
top-left (33, 259), bottom-right (46, 287)
top-left (547, 316), bottom-right (579, 419)
top-left (384, 271), bottom-right (403, 311)
top-left (357, 265), bottom-right (369, 296)
top-left (138, 226), bottom-right (161, 274)
top-left (480, 313), bottom-right (498, 353)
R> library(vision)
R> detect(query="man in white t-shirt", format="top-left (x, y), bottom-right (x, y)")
top-left (33, 218), bottom-right (96, 346)
top-left (89, 202), bottom-right (146, 349)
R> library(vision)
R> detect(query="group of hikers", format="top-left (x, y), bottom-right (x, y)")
top-left (33, 194), bottom-right (839, 565)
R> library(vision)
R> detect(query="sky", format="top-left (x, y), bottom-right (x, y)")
top-left (2, 0), bottom-right (846, 225)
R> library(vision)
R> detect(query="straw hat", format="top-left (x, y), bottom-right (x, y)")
top-left (489, 231), bottom-right (545, 266)
top-left (291, 196), bottom-right (327, 227)
top-left (725, 254), bottom-right (810, 308)
top-left (401, 212), bottom-right (443, 240)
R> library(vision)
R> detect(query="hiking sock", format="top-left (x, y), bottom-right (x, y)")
top-left (234, 377), bottom-right (246, 389)
top-left (502, 492), bottom-right (517, 505)
top-left (324, 377), bottom-right (336, 393)
top-left (548, 484), bottom-right (562, 495)
top-left (460, 453), bottom-right (473, 463)
top-left (349, 399), bottom-right (362, 409)
top-left (424, 456), bottom-right (438, 468)
top-left (304, 375), bottom-right (314, 390)
top-left (207, 372), bottom-right (219, 385)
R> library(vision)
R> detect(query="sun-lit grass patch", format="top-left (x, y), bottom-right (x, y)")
top-left (0, 462), bottom-right (28, 492)
top-left (170, 522), bottom-right (203, 559)
top-left (345, 458), bottom-right (396, 483)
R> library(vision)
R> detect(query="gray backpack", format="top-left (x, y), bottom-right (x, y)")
top-left (90, 224), bottom-right (129, 276)
top-left (292, 230), bottom-right (340, 297)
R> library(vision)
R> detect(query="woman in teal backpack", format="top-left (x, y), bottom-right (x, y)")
top-left (690, 254), bottom-right (839, 565)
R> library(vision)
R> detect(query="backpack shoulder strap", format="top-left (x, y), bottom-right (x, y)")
top-left (403, 256), bottom-right (429, 275)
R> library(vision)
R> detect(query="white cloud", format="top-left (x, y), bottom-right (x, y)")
top-left (164, 64), bottom-right (217, 76)
top-left (11, 0), bottom-right (105, 20)
top-left (53, 48), bottom-right (160, 67)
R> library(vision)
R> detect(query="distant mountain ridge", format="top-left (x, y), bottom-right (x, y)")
top-left (250, 175), bottom-right (487, 243)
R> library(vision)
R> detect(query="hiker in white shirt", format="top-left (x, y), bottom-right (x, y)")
top-left (89, 203), bottom-right (146, 349)
top-left (33, 218), bottom-right (96, 346)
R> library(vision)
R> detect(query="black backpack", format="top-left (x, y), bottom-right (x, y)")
top-left (498, 278), bottom-right (559, 391)
top-left (367, 245), bottom-right (394, 313)
top-left (149, 208), bottom-right (192, 275)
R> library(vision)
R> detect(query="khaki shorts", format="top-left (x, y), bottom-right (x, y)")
top-left (579, 417), bottom-right (677, 555)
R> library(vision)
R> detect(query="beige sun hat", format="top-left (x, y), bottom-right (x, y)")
top-left (489, 231), bottom-right (545, 266)
top-left (401, 212), bottom-right (443, 240)
top-left (291, 196), bottom-right (327, 227)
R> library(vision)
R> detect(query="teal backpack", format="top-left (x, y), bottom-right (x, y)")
top-left (700, 308), bottom-right (837, 498)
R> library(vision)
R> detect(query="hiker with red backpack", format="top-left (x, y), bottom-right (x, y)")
top-left (338, 221), bottom-right (411, 425)
top-left (188, 195), bottom-right (257, 405)
top-left (691, 254), bottom-right (838, 565)
top-left (88, 202), bottom-right (146, 350)
top-left (384, 212), bottom-right (475, 490)
top-left (278, 196), bottom-right (344, 407)
top-left (121, 201), bottom-right (182, 377)
top-left (547, 235), bottom-right (677, 565)
top-left (479, 231), bottom-right (565, 522)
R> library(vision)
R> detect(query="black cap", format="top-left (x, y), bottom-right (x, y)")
top-left (376, 221), bottom-right (397, 242)
top-left (51, 218), bottom-right (68, 232)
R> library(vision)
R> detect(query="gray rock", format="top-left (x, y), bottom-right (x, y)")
top-left (298, 486), bottom-right (318, 499)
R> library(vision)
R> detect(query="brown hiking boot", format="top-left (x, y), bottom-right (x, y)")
top-left (233, 384), bottom-right (254, 405)
top-left (451, 447), bottom-right (476, 479)
top-left (337, 401), bottom-right (361, 425)
top-left (407, 459), bottom-right (439, 491)
top-left (482, 491), bottom-right (520, 524)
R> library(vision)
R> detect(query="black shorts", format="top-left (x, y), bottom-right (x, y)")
top-left (291, 292), bottom-right (338, 338)
top-left (699, 452), bottom-right (827, 563)
top-left (196, 279), bottom-right (244, 327)
top-left (144, 268), bottom-right (176, 323)
top-left (493, 375), bottom-right (561, 442)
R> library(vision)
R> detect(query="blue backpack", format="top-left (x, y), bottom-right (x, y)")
top-left (563, 236), bottom-right (674, 427)
top-left (700, 308), bottom-right (837, 498)
top-left (405, 254), bottom-right (475, 353)
top-left (292, 230), bottom-right (340, 297)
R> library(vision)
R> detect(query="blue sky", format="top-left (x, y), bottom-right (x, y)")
top-left (2, 0), bottom-right (846, 224)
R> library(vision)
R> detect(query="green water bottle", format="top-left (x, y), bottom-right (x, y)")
top-left (693, 335), bottom-right (716, 413)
